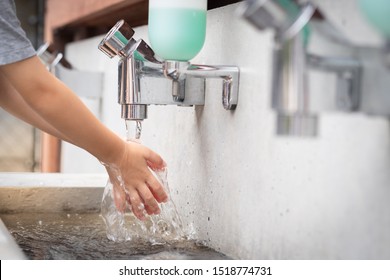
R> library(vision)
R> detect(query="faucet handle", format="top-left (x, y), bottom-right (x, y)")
top-left (238, 0), bottom-right (315, 42)
top-left (237, 0), bottom-right (285, 31)
top-left (136, 40), bottom-right (163, 64)
top-left (98, 20), bottom-right (136, 58)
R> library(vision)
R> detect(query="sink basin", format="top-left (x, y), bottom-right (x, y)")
top-left (0, 173), bottom-right (229, 260)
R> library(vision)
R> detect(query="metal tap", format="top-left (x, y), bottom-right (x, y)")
top-left (98, 20), bottom-right (240, 121)
top-left (98, 20), bottom-right (162, 120)
top-left (238, 0), bottom-right (362, 136)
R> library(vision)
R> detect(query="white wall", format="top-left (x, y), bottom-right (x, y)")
top-left (57, 65), bottom-right (106, 174)
top-left (64, 1), bottom-right (390, 259)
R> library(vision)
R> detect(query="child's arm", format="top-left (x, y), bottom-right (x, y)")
top-left (0, 56), bottom-right (167, 220)
top-left (0, 71), bottom-right (69, 141)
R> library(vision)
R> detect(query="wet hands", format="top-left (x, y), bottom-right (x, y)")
top-left (104, 141), bottom-right (168, 220)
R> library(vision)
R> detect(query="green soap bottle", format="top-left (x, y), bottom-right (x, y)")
top-left (358, 0), bottom-right (390, 38)
top-left (148, 0), bottom-right (207, 61)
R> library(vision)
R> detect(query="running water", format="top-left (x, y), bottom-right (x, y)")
top-left (126, 120), bottom-right (142, 142)
top-left (100, 120), bottom-right (187, 243)
top-left (135, 121), bottom-right (142, 140)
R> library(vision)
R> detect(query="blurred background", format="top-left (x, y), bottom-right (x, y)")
top-left (0, 0), bottom-right (44, 172)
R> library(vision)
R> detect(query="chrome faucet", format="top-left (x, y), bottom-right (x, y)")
top-left (98, 20), bottom-right (239, 121)
top-left (98, 20), bottom-right (161, 120)
top-left (238, 0), bottom-right (362, 136)
top-left (37, 42), bottom-right (64, 74)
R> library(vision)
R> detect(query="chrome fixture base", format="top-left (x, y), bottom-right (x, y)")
top-left (163, 61), bottom-right (240, 110)
top-left (98, 20), bottom-right (240, 121)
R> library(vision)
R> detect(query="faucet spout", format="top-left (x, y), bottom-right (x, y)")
top-left (272, 34), bottom-right (317, 136)
top-left (118, 56), bottom-right (147, 120)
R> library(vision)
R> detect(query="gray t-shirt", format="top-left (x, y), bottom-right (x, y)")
top-left (0, 0), bottom-right (36, 65)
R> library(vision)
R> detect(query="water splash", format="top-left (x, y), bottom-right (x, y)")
top-left (101, 166), bottom-right (185, 243)
top-left (101, 120), bottom-right (186, 243)
top-left (2, 212), bottom-right (227, 260)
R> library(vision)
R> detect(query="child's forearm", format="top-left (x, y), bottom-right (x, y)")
top-left (0, 56), bottom-right (124, 164)
top-left (0, 71), bottom-right (71, 142)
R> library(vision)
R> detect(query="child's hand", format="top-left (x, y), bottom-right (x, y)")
top-left (104, 141), bottom-right (167, 220)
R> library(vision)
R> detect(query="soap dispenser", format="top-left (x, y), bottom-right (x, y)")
top-left (148, 0), bottom-right (207, 61)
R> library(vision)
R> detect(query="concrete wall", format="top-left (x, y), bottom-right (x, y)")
top-left (63, 1), bottom-right (390, 259)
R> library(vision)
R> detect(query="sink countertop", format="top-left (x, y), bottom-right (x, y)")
top-left (0, 172), bottom-right (108, 260)
top-left (0, 172), bottom-right (108, 188)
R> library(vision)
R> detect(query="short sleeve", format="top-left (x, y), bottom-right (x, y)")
top-left (0, 0), bottom-right (36, 65)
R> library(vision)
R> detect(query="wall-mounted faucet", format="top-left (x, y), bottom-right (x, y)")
top-left (238, 0), bottom-right (365, 136)
top-left (98, 11), bottom-right (239, 122)
top-left (37, 42), bottom-right (64, 74)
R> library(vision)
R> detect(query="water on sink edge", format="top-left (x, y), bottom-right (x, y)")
top-left (0, 212), bottom-right (230, 260)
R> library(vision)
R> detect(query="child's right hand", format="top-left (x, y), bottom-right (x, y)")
top-left (104, 141), bottom-right (168, 220)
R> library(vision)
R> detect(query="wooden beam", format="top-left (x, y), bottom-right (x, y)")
top-left (46, 0), bottom-right (144, 30)
top-left (45, 0), bottom-right (243, 43)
